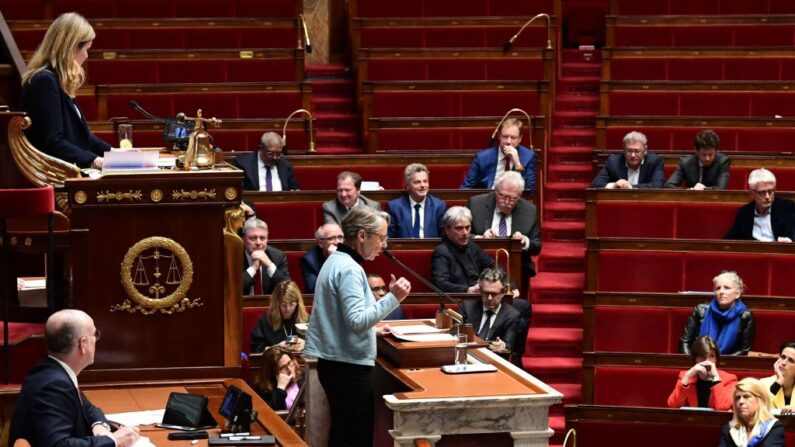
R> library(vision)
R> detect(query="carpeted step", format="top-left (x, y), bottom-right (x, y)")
top-left (552, 129), bottom-right (595, 147)
top-left (556, 94), bottom-right (599, 112)
top-left (522, 356), bottom-right (583, 383)
top-left (305, 63), bottom-right (347, 80)
top-left (312, 96), bottom-right (354, 113)
top-left (548, 415), bottom-right (566, 446)
top-left (561, 48), bottom-right (601, 63)
top-left (543, 201), bottom-right (585, 221)
top-left (531, 272), bottom-right (585, 305)
top-left (537, 241), bottom-right (586, 273)
top-left (549, 383), bottom-right (582, 405)
top-left (526, 328), bottom-right (583, 357)
top-left (313, 112), bottom-right (357, 129)
top-left (315, 130), bottom-right (358, 146)
top-left (548, 164), bottom-right (594, 183)
top-left (547, 146), bottom-right (593, 165)
top-left (541, 221), bottom-right (585, 242)
top-left (554, 110), bottom-right (597, 129)
top-left (556, 77), bottom-right (599, 95)
top-left (312, 145), bottom-right (363, 155)
top-left (309, 79), bottom-right (353, 95)
top-left (545, 181), bottom-right (589, 202)
top-left (561, 62), bottom-right (601, 78)
top-left (531, 304), bottom-right (583, 328)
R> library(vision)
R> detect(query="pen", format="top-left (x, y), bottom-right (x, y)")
top-left (220, 432), bottom-right (250, 438)
top-left (229, 436), bottom-right (261, 441)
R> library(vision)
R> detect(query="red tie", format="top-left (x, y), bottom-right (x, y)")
top-left (253, 267), bottom-right (263, 295)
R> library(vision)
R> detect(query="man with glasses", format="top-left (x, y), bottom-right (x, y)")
top-left (301, 223), bottom-right (343, 293)
top-left (368, 273), bottom-right (404, 320)
top-left (461, 118), bottom-right (537, 192)
top-left (591, 130), bottom-right (664, 189)
top-left (243, 218), bottom-right (291, 295)
top-left (725, 168), bottom-right (795, 242)
top-left (11, 309), bottom-right (141, 447)
top-left (233, 131), bottom-right (300, 191)
top-left (387, 163), bottom-right (447, 238)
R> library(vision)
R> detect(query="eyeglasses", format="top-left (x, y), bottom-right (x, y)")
top-left (319, 235), bottom-right (344, 242)
top-left (369, 232), bottom-right (388, 243)
top-left (624, 148), bottom-right (644, 155)
top-left (481, 291), bottom-right (503, 300)
top-left (370, 286), bottom-right (388, 294)
top-left (753, 188), bottom-right (775, 197)
top-left (497, 191), bottom-right (519, 203)
top-left (85, 329), bottom-right (101, 341)
top-left (259, 147), bottom-right (283, 158)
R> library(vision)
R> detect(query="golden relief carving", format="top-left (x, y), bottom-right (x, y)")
top-left (224, 187), bottom-right (238, 201)
top-left (172, 188), bottom-right (216, 200)
top-left (150, 189), bottom-right (163, 202)
top-left (74, 191), bottom-right (87, 204)
top-left (113, 236), bottom-right (202, 314)
top-left (224, 206), bottom-right (245, 235)
top-left (97, 190), bottom-right (143, 203)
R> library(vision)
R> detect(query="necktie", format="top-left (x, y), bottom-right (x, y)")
top-left (253, 267), bottom-right (263, 295)
top-left (265, 167), bottom-right (273, 191)
top-left (498, 213), bottom-right (508, 237)
top-left (504, 157), bottom-right (511, 172)
top-left (478, 310), bottom-right (494, 340)
top-left (698, 165), bottom-right (704, 184)
top-left (412, 203), bottom-right (421, 238)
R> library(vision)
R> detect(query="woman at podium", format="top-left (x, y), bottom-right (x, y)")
top-left (19, 12), bottom-right (111, 169)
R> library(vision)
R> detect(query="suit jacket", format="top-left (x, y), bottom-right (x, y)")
top-left (243, 246), bottom-right (291, 295)
top-left (666, 369), bottom-right (737, 410)
top-left (322, 195), bottom-right (381, 225)
top-left (461, 145), bottom-right (537, 192)
top-left (387, 193), bottom-right (447, 238)
top-left (232, 152), bottom-right (300, 191)
top-left (719, 420), bottom-right (784, 447)
top-left (431, 237), bottom-right (495, 293)
top-left (300, 245), bottom-right (326, 293)
top-left (664, 153), bottom-right (731, 189)
top-left (19, 69), bottom-right (110, 168)
top-left (591, 151), bottom-right (665, 188)
top-left (724, 197), bottom-right (795, 241)
top-left (10, 357), bottom-right (114, 447)
top-left (460, 300), bottom-right (522, 354)
top-left (467, 192), bottom-right (541, 277)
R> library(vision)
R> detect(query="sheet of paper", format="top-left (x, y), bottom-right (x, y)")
top-left (106, 409), bottom-right (165, 426)
top-left (21, 279), bottom-right (46, 289)
top-left (392, 333), bottom-right (457, 343)
top-left (134, 436), bottom-right (156, 447)
top-left (103, 150), bottom-right (159, 170)
top-left (389, 325), bottom-right (447, 337)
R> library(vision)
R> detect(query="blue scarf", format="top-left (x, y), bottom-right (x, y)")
top-left (698, 298), bottom-right (746, 354)
top-left (748, 419), bottom-right (775, 447)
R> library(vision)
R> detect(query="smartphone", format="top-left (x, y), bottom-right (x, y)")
top-left (285, 335), bottom-right (297, 344)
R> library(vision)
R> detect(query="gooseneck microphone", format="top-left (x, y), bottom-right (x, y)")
top-left (383, 248), bottom-right (465, 323)
top-left (128, 100), bottom-right (166, 122)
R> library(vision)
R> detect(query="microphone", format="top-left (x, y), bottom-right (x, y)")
top-left (488, 108), bottom-right (533, 147)
top-left (503, 13), bottom-right (552, 52)
top-left (128, 100), bottom-right (166, 122)
top-left (299, 14), bottom-right (312, 54)
top-left (282, 108), bottom-right (316, 153)
top-left (383, 248), bottom-right (465, 323)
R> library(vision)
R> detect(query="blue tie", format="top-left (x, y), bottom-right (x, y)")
top-left (412, 203), bottom-right (421, 238)
top-left (499, 213), bottom-right (508, 237)
top-left (265, 167), bottom-right (273, 191)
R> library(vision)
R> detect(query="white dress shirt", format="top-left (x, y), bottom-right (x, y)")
top-left (257, 158), bottom-right (283, 192)
top-left (410, 197), bottom-right (426, 238)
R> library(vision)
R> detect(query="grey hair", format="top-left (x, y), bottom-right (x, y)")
top-left (341, 206), bottom-right (389, 240)
top-left (494, 170), bottom-right (525, 191)
top-left (623, 131), bottom-right (648, 148)
top-left (315, 223), bottom-right (341, 240)
top-left (478, 267), bottom-right (508, 289)
top-left (243, 218), bottom-right (268, 234)
top-left (260, 131), bottom-right (284, 148)
top-left (403, 163), bottom-right (429, 185)
top-left (747, 168), bottom-right (777, 189)
top-left (713, 271), bottom-right (745, 295)
top-left (442, 206), bottom-right (472, 227)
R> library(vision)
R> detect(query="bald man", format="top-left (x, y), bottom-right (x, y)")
top-left (10, 309), bottom-right (140, 447)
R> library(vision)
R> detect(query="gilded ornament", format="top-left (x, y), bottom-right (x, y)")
top-left (171, 188), bottom-right (216, 200)
top-left (224, 187), bottom-right (238, 201)
top-left (24, 237), bottom-right (32, 247)
top-left (74, 190), bottom-right (87, 204)
top-left (97, 190), bottom-right (142, 203)
top-left (150, 189), bottom-right (163, 202)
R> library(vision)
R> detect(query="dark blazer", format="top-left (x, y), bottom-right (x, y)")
top-left (461, 145), bottom-right (537, 192)
top-left (10, 357), bottom-right (114, 447)
top-left (664, 153), bottom-right (731, 189)
top-left (322, 195), bottom-right (381, 225)
top-left (243, 246), bottom-right (290, 295)
top-left (591, 151), bottom-right (665, 188)
top-left (250, 316), bottom-right (304, 352)
top-left (724, 197), bottom-right (795, 241)
top-left (467, 192), bottom-right (541, 277)
top-left (300, 245), bottom-right (326, 293)
top-left (431, 237), bottom-right (495, 293)
top-left (387, 193), bottom-right (447, 238)
top-left (460, 299), bottom-right (522, 354)
top-left (19, 69), bottom-right (110, 168)
top-left (679, 303), bottom-right (755, 356)
top-left (383, 305), bottom-right (404, 320)
top-left (719, 420), bottom-right (784, 447)
top-left (232, 152), bottom-right (300, 191)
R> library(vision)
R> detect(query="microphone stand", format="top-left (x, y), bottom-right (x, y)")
top-left (299, 14), bottom-right (312, 54)
top-left (383, 248), bottom-right (467, 329)
top-left (282, 108), bottom-right (316, 153)
top-left (488, 108), bottom-right (533, 147)
top-left (503, 13), bottom-right (553, 51)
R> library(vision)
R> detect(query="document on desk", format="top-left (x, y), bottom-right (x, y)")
top-left (390, 325), bottom-right (447, 337)
top-left (106, 409), bottom-right (165, 426)
top-left (393, 333), bottom-right (457, 342)
top-left (134, 437), bottom-right (156, 447)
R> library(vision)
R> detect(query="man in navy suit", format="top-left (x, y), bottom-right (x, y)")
top-left (665, 129), bottom-right (731, 190)
top-left (591, 130), bottom-right (665, 189)
top-left (10, 309), bottom-right (140, 447)
top-left (725, 168), bottom-right (795, 242)
top-left (233, 132), bottom-right (300, 191)
top-left (300, 223), bottom-right (343, 293)
top-left (461, 118), bottom-right (537, 192)
top-left (387, 163), bottom-right (447, 238)
top-left (243, 218), bottom-right (291, 295)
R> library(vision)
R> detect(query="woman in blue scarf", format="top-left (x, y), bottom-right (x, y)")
top-left (679, 271), bottom-right (755, 356)
top-left (719, 377), bottom-right (784, 447)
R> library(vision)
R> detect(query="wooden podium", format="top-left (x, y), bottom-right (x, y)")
top-left (65, 168), bottom-right (244, 374)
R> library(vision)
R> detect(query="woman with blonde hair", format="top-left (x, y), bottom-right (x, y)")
top-left (19, 12), bottom-right (111, 168)
top-left (250, 280), bottom-right (308, 352)
top-left (719, 377), bottom-right (784, 447)
top-left (254, 346), bottom-right (303, 411)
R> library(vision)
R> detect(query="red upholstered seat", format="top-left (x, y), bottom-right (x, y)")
top-left (254, 203), bottom-right (322, 240)
top-left (682, 253), bottom-right (769, 294)
top-left (354, 0), bottom-right (553, 17)
top-left (577, 420), bottom-right (720, 446)
top-left (371, 91), bottom-right (540, 118)
top-left (674, 203), bottom-right (736, 240)
top-left (597, 251), bottom-right (684, 293)
top-left (593, 307), bottom-right (673, 353)
top-left (595, 202), bottom-right (674, 238)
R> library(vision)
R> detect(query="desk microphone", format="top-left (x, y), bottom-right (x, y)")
top-left (382, 248), bottom-right (465, 323)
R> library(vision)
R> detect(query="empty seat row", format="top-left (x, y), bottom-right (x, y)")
top-left (351, 0), bottom-right (554, 18)
top-left (606, 90), bottom-right (795, 118)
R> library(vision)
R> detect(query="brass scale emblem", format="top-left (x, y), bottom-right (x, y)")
top-left (112, 236), bottom-right (203, 314)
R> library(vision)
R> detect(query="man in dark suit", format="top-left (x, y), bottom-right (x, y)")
top-left (322, 171), bottom-right (381, 225)
top-left (10, 309), bottom-right (140, 447)
top-left (665, 129), bottom-right (731, 190)
top-left (461, 118), bottom-right (537, 192)
top-left (243, 218), bottom-right (291, 295)
top-left (591, 131), bottom-right (665, 189)
top-left (368, 273), bottom-right (404, 320)
top-left (300, 223), bottom-right (343, 293)
top-left (431, 206), bottom-right (495, 294)
top-left (460, 267), bottom-right (522, 364)
top-left (387, 163), bottom-right (447, 238)
top-left (233, 132), bottom-right (300, 191)
top-left (725, 168), bottom-right (795, 242)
